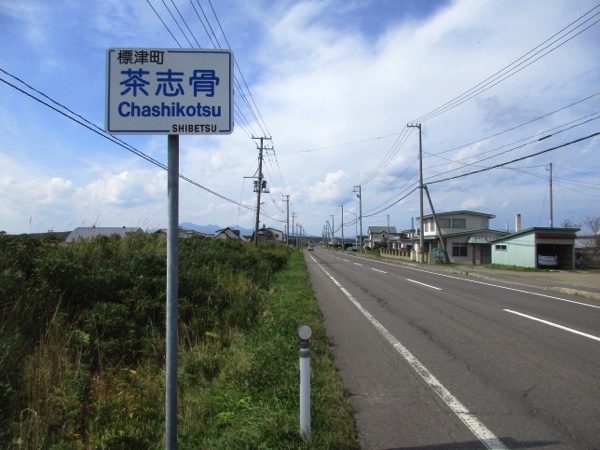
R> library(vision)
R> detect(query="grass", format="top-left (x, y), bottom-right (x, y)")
top-left (175, 248), bottom-right (358, 448)
top-left (0, 234), bottom-right (358, 449)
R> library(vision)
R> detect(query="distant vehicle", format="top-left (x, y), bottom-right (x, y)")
top-left (307, 245), bottom-right (314, 251)
top-left (538, 254), bottom-right (558, 267)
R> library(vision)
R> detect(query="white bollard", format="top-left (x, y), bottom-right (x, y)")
top-left (297, 324), bottom-right (312, 442)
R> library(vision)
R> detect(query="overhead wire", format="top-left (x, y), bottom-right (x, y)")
top-left (426, 131), bottom-right (600, 185)
top-left (146, 0), bottom-right (288, 220)
top-left (359, 6), bottom-right (600, 218)
top-left (0, 68), bottom-right (266, 215)
top-left (358, 128), bottom-right (413, 187)
top-left (424, 111), bottom-right (600, 180)
top-left (410, 3), bottom-right (600, 123)
top-left (427, 91), bottom-right (600, 158)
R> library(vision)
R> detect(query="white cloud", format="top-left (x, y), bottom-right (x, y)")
top-left (308, 170), bottom-right (351, 204)
top-left (0, 0), bottom-right (598, 235)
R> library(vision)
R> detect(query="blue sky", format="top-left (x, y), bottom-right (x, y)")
top-left (1, 0), bottom-right (599, 236)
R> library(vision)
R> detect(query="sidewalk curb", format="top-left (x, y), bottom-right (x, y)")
top-left (444, 268), bottom-right (600, 302)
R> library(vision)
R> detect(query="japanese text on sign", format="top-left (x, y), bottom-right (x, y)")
top-left (105, 48), bottom-right (233, 135)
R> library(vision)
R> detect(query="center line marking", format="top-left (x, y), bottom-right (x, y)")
top-left (371, 268), bottom-right (387, 274)
top-left (504, 309), bottom-right (600, 342)
top-left (316, 262), bottom-right (507, 450)
top-left (407, 278), bottom-right (442, 291)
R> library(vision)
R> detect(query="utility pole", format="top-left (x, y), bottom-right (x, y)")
top-left (547, 163), bottom-right (554, 228)
top-left (252, 136), bottom-right (271, 246)
top-left (407, 123), bottom-right (424, 263)
top-left (340, 205), bottom-right (344, 251)
top-left (423, 185), bottom-right (450, 264)
top-left (330, 215), bottom-right (335, 247)
top-left (353, 185), bottom-right (363, 252)
top-left (283, 195), bottom-right (290, 245)
top-left (291, 212), bottom-right (296, 247)
top-left (387, 214), bottom-right (390, 250)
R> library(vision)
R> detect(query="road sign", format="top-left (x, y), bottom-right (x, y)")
top-left (106, 48), bottom-right (233, 135)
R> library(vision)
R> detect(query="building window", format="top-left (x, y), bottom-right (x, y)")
top-left (452, 242), bottom-right (468, 257)
top-left (438, 218), bottom-right (451, 229)
top-left (452, 218), bottom-right (466, 229)
top-left (495, 244), bottom-right (507, 251)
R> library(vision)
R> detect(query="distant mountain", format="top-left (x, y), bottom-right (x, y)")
top-left (180, 222), bottom-right (254, 237)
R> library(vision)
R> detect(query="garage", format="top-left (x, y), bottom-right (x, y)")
top-left (491, 227), bottom-right (580, 270)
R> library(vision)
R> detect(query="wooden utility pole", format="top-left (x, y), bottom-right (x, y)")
top-left (252, 136), bottom-right (271, 245)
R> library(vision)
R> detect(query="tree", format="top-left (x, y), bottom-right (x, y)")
top-left (576, 215), bottom-right (600, 267)
top-left (560, 218), bottom-right (581, 228)
top-left (583, 216), bottom-right (600, 235)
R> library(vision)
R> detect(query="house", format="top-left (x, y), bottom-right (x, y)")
top-left (153, 227), bottom-right (208, 238)
top-left (214, 227), bottom-right (245, 241)
top-left (420, 210), bottom-right (508, 264)
top-left (367, 226), bottom-right (397, 249)
top-left (66, 226), bottom-right (143, 242)
top-left (264, 227), bottom-right (285, 242)
top-left (251, 226), bottom-right (285, 243)
top-left (490, 227), bottom-right (580, 269)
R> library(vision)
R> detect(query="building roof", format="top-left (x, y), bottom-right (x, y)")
top-left (66, 226), bottom-right (143, 242)
top-left (489, 227), bottom-right (580, 244)
top-left (467, 236), bottom-right (497, 244)
top-left (368, 226), bottom-right (397, 234)
top-left (215, 227), bottom-right (244, 240)
top-left (422, 210), bottom-right (495, 219)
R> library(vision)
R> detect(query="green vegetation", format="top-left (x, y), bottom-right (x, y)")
top-left (0, 233), bottom-right (357, 449)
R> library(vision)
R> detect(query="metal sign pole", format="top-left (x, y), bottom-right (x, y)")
top-left (166, 134), bottom-right (179, 450)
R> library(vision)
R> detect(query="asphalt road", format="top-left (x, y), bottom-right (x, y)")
top-left (305, 248), bottom-right (600, 450)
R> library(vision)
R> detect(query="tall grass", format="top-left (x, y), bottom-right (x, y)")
top-left (1, 233), bottom-right (357, 448)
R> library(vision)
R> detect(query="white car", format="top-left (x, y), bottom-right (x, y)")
top-left (538, 255), bottom-right (558, 267)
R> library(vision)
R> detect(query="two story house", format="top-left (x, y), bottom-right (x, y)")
top-left (420, 210), bottom-right (508, 264)
top-left (366, 226), bottom-right (397, 249)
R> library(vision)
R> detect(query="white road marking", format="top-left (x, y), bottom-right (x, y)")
top-left (504, 309), bottom-right (600, 342)
top-left (354, 263), bottom-right (363, 266)
top-left (371, 268), bottom-right (387, 274)
top-left (340, 253), bottom-right (600, 310)
top-left (316, 262), bottom-right (507, 450)
top-left (407, 278), bottom-right (443, 291)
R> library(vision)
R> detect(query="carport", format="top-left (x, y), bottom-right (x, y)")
top-left (490, 227), bottom-right (580, 269)
top-left (535, 231), bottom-right (577, 269)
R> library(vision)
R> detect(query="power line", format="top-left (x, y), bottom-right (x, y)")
top-left (145, 0), bottom-right (287, 214)
top-left (427, 91), bottom-right (600, 158)
top-left (410, 4), bottom-right (600, 123)
top-left (424, 111), bottom-right (600, 180)
top-left (278, 131), bottom-right (404, 155)
top-left (427, 131), bottom-right (600, 185)
top-left (0, 68), bottom-right (262, 213)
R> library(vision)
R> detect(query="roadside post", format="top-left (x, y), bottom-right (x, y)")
top-left (106, 48), bottom-right (233, 450)
top-left (297, 323), bottom-right (313, 442)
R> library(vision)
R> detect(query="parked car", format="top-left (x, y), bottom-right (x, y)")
top-left (538, 254), bottom-right (558, 267)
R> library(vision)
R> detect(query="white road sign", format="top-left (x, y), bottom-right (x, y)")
top-left (106, 48), bottom-right (233, 135)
